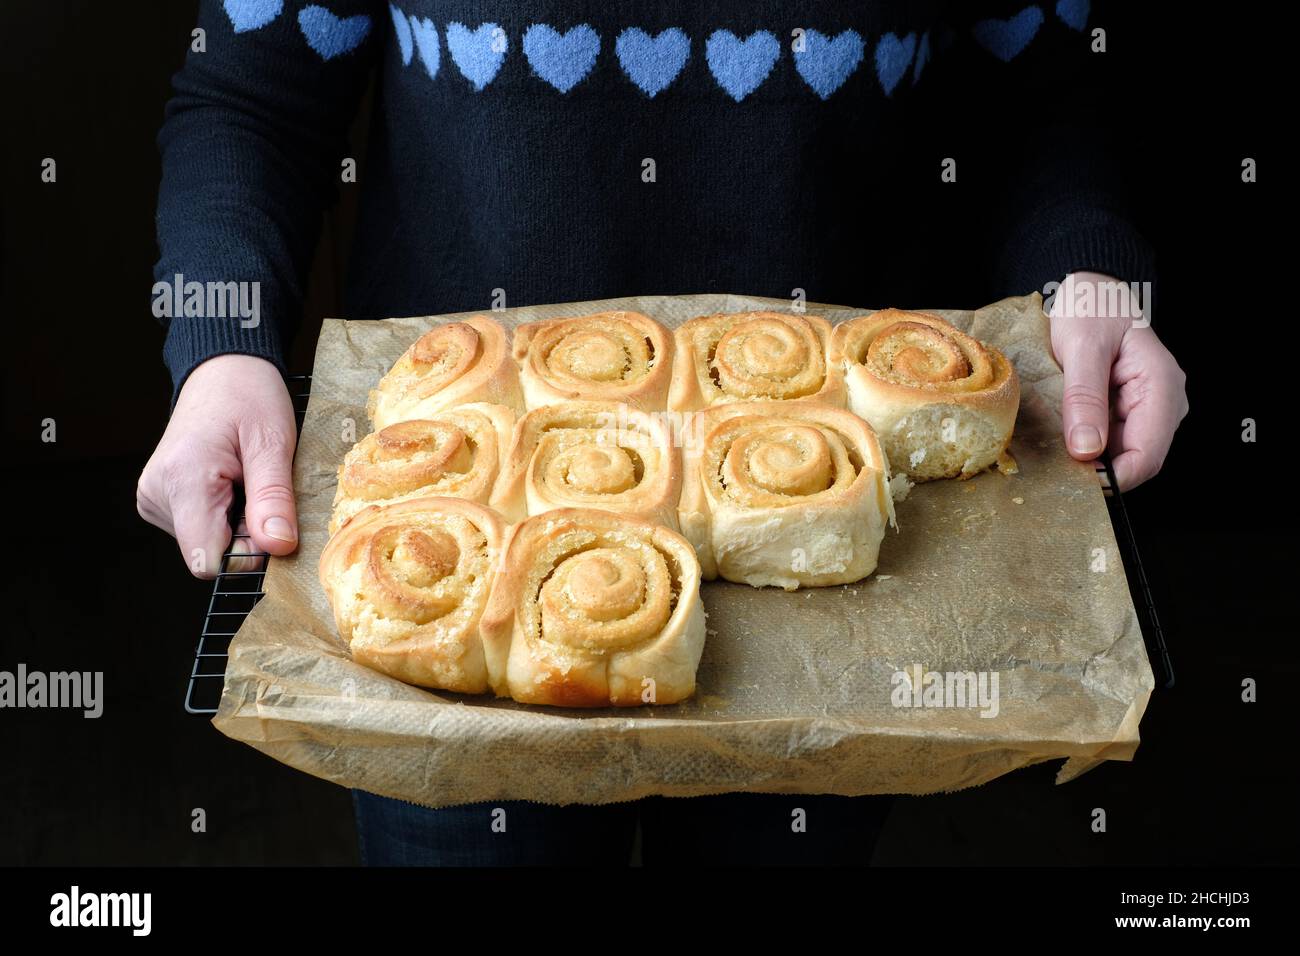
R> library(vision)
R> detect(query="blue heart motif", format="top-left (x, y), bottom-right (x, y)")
top-left (793, 29), bottom-right (865, 100)
top-left (446, 22), bottom-right (508, 91)
top-left (913, 31), bottom-right (931, 84)
top-left (223, 0), bottom-right (282, 34)
top-left (705, 30), bottom-right (780, 102)
top-left (523, 24), bottom-right (600, 93)
top-left (409, 17), bottom-right (439, 79)
top-left (873, 32), bottom-right (916, 97)
top-left (298, 6), bottom-right (371, 60)
top-left (972, 6), bottom-right (1045, 63)
top-left (389, 4), bottom-right (413, 65)
top-left (1056, 0), bottom-right (1090, 31)
top-left (616, 27), bottom-right (690, 98)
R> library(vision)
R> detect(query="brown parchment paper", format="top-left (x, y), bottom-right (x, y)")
top-left (212, 293), bottom-right (1153, 805)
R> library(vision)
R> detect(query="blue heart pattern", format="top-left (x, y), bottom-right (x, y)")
top-left (446, 22), bottom-right (508, 91)
top-left (223, 0), bottom-right (282, 34)
top-left (389, 4), bottom-right (413, 65)
top-left (616, 28), bottom-right (690, 98)
top-left (873, 32), bottom-right (916, 97)
top-left (972, 6), bottom-right (1046, 63)
top-left (409, 17), bottom-right (440, 80)
top-left (524, 24), bottom-right (600, 93)
top-left (1056, 0), bottom-right (1090, 32)
top-left (705, 30), bottom-right (780, 102)
top-left (793, 30), bottom-right (865, 100)
top-left (298, 6), bottom-right (371, 60)
top-left (233, 12), bottom-right (1059, 91)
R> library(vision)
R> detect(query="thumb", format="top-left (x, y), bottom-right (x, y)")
top-left (1057, 335), bottom-right (1117, 461)
top-left (240, 421), bottom-right (299, 555)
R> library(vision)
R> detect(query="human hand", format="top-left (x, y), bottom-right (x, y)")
top-left (137, 354), bottom-right (298, 577)
top-left (1049, 272), bottom-right (1188, 491)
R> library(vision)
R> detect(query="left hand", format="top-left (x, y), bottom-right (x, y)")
top-left (1048, 271), bottom-right (1188, 491)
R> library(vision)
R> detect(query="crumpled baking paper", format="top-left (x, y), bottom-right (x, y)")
top-left (212, 292), bottom-right (1153, 805)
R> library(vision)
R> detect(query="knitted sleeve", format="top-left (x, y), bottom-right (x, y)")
top-left (153, 0), bottom-right (382, 398)
top-left (938, 0), bottom-right (1155, 301)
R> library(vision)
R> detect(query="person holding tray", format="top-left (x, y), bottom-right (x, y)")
top-left (136, 1), bottom-right (1188, 865)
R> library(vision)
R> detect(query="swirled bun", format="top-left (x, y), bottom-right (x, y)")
top-left (329, 404), bottom-right (515, 535)
top-left (679, 401), bottom-right (894, 590)
top-left (491, 401), bottom-right (681, 530)
top-left (831, 310), bottom-right (1019, 480)
top-left (368, 316), bottom-right (524, 428)
top-left (318, 497), bottom-right (505, 693)
top-left (669, 311), bottom-right (843, 411)
top-left (480, 509), bottom-right (706, 707)
top-left (513, 311), bottom-right (673, 411)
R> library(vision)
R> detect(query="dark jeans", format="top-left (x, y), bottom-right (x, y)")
top-left (352, 790), bottom-right (894, 866)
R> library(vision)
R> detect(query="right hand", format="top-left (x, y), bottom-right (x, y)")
top-left (137, 354), bottom-right (299, 578)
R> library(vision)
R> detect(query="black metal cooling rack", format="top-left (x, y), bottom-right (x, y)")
top-left (184, 379), bottom-right (1174, 714)
top-left (184, 374), bottom-right (312, 715)
top-left (1098, 455), bottom-right (1174, 689)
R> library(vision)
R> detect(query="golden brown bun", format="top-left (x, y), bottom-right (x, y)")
top-left (479, 509), bottom-right (706, 707)
top-left (668, 310), bottom-right (844, 412)
top-left (513, 311), bottom-right (673, 411)
top-left (490, 401), bottom-right (681, 530)
top-left (318, 497), bottom-right (505, 693)
top-left (330, 404), bottom-right (515, 535)
top-left (368, 315), bottom-right (524, 428)
top-left (678, 401), bottom-right (894, 590)
top-left (830, 309), bottom-right (1019, 480)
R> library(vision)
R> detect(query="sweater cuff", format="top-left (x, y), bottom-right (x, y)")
top-left (995, 207), bottom-right (1157, 303)
top-left (162, 312), bottom-right (288, 405)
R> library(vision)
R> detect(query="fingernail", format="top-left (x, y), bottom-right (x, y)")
top-left (1069, 424), bottom-right (1103, 456)
top-left (263, 516), bottom-right (297, 542)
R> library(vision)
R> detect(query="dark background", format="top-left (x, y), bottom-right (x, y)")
top-left (2, 2), bottom-right (1292, 866)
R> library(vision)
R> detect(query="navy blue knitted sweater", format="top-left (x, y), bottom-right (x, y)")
top-left (154, 0), bottom-right (1153, 393)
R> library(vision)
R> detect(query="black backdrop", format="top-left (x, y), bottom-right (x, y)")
top-left (2, 2), bottom-right (1293, 867)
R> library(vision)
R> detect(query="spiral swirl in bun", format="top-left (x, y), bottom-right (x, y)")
top-left (831, 310), bottom-right (1019, 480)
top-left (678, 401), bottom-right (894, 589)
top-left (491, 401), bottom-right (681, 529)
top-left (330, 404), bottom-right (515, 535)
top-left (512, 311), bottom-right (673, 411)
top-left (368, 316), bottom-right (524, 428)
top-left (318, 498), bottom-right (505, 692)
top-left (480, 509), bottom-right (705, 707)
top-left (669, 311), bottom-right (843, 411)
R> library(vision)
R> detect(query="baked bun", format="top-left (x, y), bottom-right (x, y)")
top-left (318, 497), bottom-right (504, 693)
top-left (480, 509), bottom-right (706, 707)
top-left (368, 316), bottom-right (524, 428)
top-left (830, 309), bottom-right (1019, 480)
top-left (668, 310), bottom-right (843, 411)
top-left (678, 401), bottom-right (894, 590)
top-left (512, 311), bottom-right (673, 411)
top-left (329, 404), bottom-right (515, 535)
top-left (490, 401), bottom-right (681, 530)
